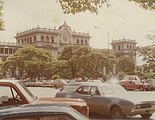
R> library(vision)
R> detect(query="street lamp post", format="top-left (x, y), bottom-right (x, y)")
top-left (94, 26), bottom-right (110, 78)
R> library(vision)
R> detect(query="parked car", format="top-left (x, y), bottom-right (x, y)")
top-left (145, 79), bottom-right (155, 90)
top-left (56, 82), bottom-right (155, 119)
top-left (119, 80), bottom-right (153, 91)
top-left (123, 75), bottom-right (141, 81)
top-left (0, 79), bottom-right (89, 117)
top-left (0, 103), bottom-right (89, 120)
top-left (60, 82), bottom-right (83, 92)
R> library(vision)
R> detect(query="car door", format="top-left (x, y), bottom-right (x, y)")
top-left (0, 85), bottom-right (25, 107)
top-left (88, 86), bottom-right (103, 113)
top-left (127, 81), bottom-right (135, 90)
top-left (74, 86), bottom-right (91, 104)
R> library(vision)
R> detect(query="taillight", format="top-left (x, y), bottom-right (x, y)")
top-left (71, 105), bottom-right (89, 117)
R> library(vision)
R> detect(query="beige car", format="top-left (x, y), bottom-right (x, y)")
top-left (0, 79), bottom-right (89, 117)
top-left (56, 82), bottom-right (155, 119)
top-left (0, 103), bottom-right (89, 120)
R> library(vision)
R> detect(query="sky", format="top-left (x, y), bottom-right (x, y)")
top-left (0, 0), bottom-right (155, 50)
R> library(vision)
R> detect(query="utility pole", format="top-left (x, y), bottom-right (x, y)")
top-left (107, 31), bottom-right (110, 78)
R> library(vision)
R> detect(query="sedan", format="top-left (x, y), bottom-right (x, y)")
top-left (56, 82), bottom-right (155, 119)
top-left (119, 80), bottom-right (152, 91)
top-left (0, 103), bottom-right (89, 120)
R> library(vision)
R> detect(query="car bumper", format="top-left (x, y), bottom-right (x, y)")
top-left (128, 106), bottom-right (155, 116)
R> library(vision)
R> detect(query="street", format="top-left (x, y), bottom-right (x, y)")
top-left (28, 87), bottom-right (155, 120)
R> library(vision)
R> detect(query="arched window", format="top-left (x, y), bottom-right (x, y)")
top-left (34, 36), bottom-right (36, 42)
top-left (30, 37), bottom-right (32, 43)
top-left (21, 39), bottom-right (23, 44)
top-left (41, 36), bottom-right (44, 41)
top-left (46, 36), bottom-right (49, 42)
top-left (51, 37), bottom-right (54, 43)
top-left (127, 45), bottom-right (129, 49)
top-left (122, 45), bottom-right (124, 49)
top-left (76, 39), bottom-right (79, 45)
top-left (113, 46), bottom-right (116, 50)
top-left (27, 38), bottom-right (29, 43)
top-left (85, 40), bottom-right (87, 45)
top-left (118, 45), bottom-right (121, 50)
top-left (81, 39), bottom-right (83, 45)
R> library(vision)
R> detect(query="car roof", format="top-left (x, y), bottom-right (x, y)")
top-left (0, 79), bottom-right (19, 84)
top-left (0, 103), bottom-right (73, 116)
top-left (81, 82), bottom-right (120, 87)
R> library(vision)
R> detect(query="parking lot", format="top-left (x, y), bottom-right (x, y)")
top-left (28, 87), bottom-right (155, 120)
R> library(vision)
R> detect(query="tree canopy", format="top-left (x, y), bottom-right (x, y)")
top-left (59, 0), bottom-right (155, 15)
top-left (1, 45), bottom-right (55, 80)
top-left (1, 0), bottom-right (155, 30)
top-left (0, 0), bottom-right (4, 31)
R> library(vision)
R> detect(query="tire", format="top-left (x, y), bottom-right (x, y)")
top-left (141, 114), bottom-right (152, 119)
top-left (110, 106), bottom-right (125, 119)
top-left (139, 87), bottom-right (144, 91)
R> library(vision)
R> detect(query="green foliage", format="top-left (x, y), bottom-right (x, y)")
top-left (51, 74), bottom-right (60, 80)
top-left (117, 71), bottom-right (126, 80)
top-left (58, 0), bottom-right (155, 15)
top-left (58, 0), bottom-right (110, 14)
top-left (116, 56), bottom-right (135, 75)
top-left (130, 0), bottom-right (155, 10)
top-left (137, 45), bottom-right (155, 63)
top-left (1, 45), bottom-right (54, 80)
top-left (59, 45), bottom-right (116, 79)
top-left (0, 0), bottom-right (4, 31)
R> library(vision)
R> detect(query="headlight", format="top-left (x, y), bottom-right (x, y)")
top-left (134, 104), bottom-right (141, 109)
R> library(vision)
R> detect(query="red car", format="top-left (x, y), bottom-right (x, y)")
top-left (119, 80), bottom-right (152, 91)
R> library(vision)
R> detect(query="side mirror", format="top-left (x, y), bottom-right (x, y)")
top-left (90, 92), bottom-right (94, 96)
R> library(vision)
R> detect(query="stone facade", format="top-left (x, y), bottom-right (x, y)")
top-left (0, 21), bottom-right (91, 61)
top-left (111, 38), bottom-right (137, 65)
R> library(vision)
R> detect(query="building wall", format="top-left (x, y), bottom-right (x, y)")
top-left (0, 21), bottom-right (91, 61)
top-left (15, 21), bottom-right (91, 58)
top-left (111, 38), bottom-right (137, 66)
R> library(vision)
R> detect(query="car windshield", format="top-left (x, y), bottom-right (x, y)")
top-left (16, 82), bottom-right (36, 102)
top-left (134, 80), bottom-right (142, 84)
top-left (99, 84), bottom-right (127, 95)
top-left (62, 85), bottom-right (79, 92)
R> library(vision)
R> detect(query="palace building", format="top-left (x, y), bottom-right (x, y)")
top-left (0, 21), bottom-right (91, 61)
top-left (111, 38), bottom-right (137, 65)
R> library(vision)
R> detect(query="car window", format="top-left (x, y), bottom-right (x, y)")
top-left (39, 114), bottom-right (75, 120)
top-left (99, 86), bottom-right (113, 95)
top-left (90, 86), bottom-right (100, 95)
top-left (4, 116), bottom-right (36, 120)
top-left (0, 85), bottom-right (24, 107)
top-left (62, 86), bottom-right (79, 92)
top-left (76, 86), bottom-right (90, 95)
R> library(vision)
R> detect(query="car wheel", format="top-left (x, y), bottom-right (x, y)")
top-left (110, 106), bottom-right (125, 119)
top-left (139, 87), bottom-right (144, 91)
top-left (141, 114), bottom-right (152, 119)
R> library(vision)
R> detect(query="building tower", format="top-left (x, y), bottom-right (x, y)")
top-left (111, 38), bottom-right (137, 66)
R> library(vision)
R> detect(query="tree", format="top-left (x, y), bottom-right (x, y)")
top-left (1, 0), bottom-right (155, 30)
top-left (59, 0), bottom-right (155, 15)
top-left (1, 45), bottom-right (54, 80)
top-left (116, 56), bottom-right (135, 75)
top-left (137, 46), bottom-right (155, 63)
top-left (59, 45), bottom-right (116, 79)
top-left (137, 45), bottom-right (155, 78)
top-left (59, 0), bottom-right (110, 14)
top-left (58, 45), bottom-right (92, 79)
top-left (130, 0), bottom-right (155, 10)
top-left (0, 0), bottom-right (4, 31)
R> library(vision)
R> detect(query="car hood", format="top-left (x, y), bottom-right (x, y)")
top-left (106, 91), bottom-right (155, 104)
top-left (33, 97), bottom-right (87, 106)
